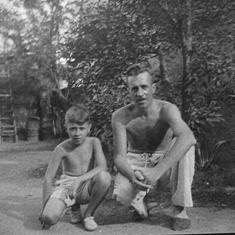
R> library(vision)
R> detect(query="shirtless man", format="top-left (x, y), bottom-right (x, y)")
top-left (112, 62), bottom-right (196, 230)
top-left (39, 105), bottom-right (111, 231)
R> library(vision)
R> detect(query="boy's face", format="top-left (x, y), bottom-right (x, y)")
top-left (66, 122), bottom-right (91, 145)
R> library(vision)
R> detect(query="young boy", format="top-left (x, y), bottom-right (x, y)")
top-left (39, 105), bottom-right (111, 231)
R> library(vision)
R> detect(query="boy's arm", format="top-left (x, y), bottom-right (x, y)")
top-left (42, 146), bottom-right (64, 209)
top-left (68, 138), bottom-right (107, 199)
top-left (74, 138), bottom-right (107, 183)
top-left (68, 138), bottom-right (107, 198)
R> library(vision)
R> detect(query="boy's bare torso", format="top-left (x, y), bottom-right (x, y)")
top-left (124, 100), bottom-right (173, 153)
top-left (57, 137), bottom-right (95, 176)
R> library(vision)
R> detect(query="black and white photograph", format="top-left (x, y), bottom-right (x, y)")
top-left (0, 0), bottom-right (235, 234)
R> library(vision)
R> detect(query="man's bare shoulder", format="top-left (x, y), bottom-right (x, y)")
top-left (154, 99), bottom-right (179, 112)
top-left (112, 103), bottom-right (135, 125)
top-left (154, 99), bottom-right (181, 120)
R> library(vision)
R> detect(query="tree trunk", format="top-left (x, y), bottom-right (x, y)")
top-left (179, 0), bottom-right (193, 122)
top-left (35, 93), bottom-right (43, 140)
top-left (157, 46), bottom-right (173, 102)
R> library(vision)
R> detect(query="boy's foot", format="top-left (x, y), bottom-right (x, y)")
top-left (70, 208), bottom-right (83, 224)
top-left (83, 217), bottom-right (98, 231)
top-left (172, 205), bottom-right (191, 231)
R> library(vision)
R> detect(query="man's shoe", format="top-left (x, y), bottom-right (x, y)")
top-left (172, 205), bottom-right (191, 231)
top-left (131, 191), bottom-right (148, 219)
top-left (132, 210), bottom-right (146, 221)
top-left (172, 217), bottom-right (191, 231)
top-left (83, 217), bottom-right (98, 231)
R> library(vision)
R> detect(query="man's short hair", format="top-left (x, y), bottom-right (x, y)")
top-left (65, 104), bottom-right (90, 126)
top-left (126, 62), bottom-right (162, 83)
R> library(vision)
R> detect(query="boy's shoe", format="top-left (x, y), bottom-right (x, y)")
top-left (70, 208), bottom-right (83, 224)
top-left (83, 217), bottom-right (98, 231)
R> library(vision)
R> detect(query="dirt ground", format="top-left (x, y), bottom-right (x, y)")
top-left (1, 140), bottom-right (235, 235)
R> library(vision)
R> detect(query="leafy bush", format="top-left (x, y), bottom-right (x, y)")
top-left (195, 139), bottom-right (232, 171)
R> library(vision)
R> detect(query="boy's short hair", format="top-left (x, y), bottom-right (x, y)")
top-left (65, 104), bottom-right (90, 126)
top-left (126, 62), bottom-right (162, 83)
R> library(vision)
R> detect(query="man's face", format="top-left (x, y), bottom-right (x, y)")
top-left (66, 122), bottom-right (90, 145)
top-left (127, 71), bottom-right (156, 109)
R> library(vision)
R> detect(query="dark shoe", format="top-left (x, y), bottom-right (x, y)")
top-left (172, 217), bottom-right (191, 231)
top-left (132, 210), bottom-right (147, 221)
top-left (70, 208), bottom-right (83, 224)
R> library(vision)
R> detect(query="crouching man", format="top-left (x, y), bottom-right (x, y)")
top-left (112, 63), bottom-right (196, 231)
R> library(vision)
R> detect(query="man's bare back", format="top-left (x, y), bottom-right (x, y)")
top-left (117, 99), bottom-right (173, 153)
top-left (57, 137), bottom-right (96, 177)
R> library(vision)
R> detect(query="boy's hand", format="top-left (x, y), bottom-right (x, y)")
top-left (38, 210), bottom-right (43, 225)
top-left (38, 210), bottom-right (48, 229)
top-left (68, 179), bottom-right (83, 199)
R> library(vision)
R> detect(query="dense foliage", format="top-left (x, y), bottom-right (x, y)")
top-left (0, 0), bottom-right (235, 169)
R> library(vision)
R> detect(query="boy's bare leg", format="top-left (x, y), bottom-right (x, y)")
top-left (83, 171), bottom-right (111, 218)
top-left (40, 198), bottom-right (66, 229)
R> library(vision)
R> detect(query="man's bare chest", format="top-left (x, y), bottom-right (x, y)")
top-left (127, 117), bottom-right (168, 137)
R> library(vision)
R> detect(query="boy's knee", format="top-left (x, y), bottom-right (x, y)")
top-left (95, 170), bottom-right (111, 187)
top-left (41, 210), bottom-right (60, 226)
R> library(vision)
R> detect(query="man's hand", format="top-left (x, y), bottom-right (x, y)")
top-left (136, 167), bottom-right (162, 186)
top-left (131, 177), bottom-right (153, 191)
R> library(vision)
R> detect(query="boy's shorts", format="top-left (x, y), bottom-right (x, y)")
top-left (50, 175), bottom-right (91, 207)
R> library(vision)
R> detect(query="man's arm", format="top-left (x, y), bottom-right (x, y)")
top-left (112, 110), bottom-right (152, 189)
top-left (112, 110), bottom-right (134, 181)
top-left (42, 146), bottom-right (64, 209)
top-left (159, 104), bottom-right (196, 172)
top-left (138, 103), bottom-right (196, 184)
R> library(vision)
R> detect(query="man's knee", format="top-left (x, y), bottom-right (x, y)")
top-left (94, 170), bottom-right (111, 188)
